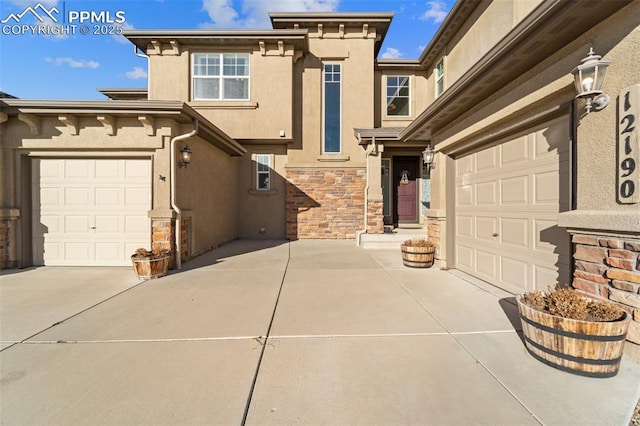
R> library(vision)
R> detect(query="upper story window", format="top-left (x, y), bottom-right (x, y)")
top-left (323, 63), bottom-right (342, 153)
top-left (435, 58), bottom-right (444, 98)
top-left (192, 53), bottom-right (250, 101)
top-left (386, 76), bottom-right (410, 116)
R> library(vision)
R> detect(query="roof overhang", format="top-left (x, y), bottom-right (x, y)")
top-left (0, 99), bottom-right (246, 156)
top-left (98, 88), bottom-right (148, 101)
top-left (123, 29), bottom-right (309, 54)
top-left (401, 0), bottom-right (633, 143)
top-left (354, 127), bottom-right (404, 144)
top-left (270, 12), bottom-right (393, 57)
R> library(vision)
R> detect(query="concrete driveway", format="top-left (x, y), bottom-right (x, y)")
top-left (1, 240), bottom-right (639, 425)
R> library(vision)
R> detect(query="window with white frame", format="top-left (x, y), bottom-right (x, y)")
top-left (192, 53), bottom-right (250, 101)
top-left (386, 76), bottom-right (410, 116)
top-left (256, 154), bottom-right (270, 190)
top-left (435, 58), bottom-right (444, 98)
top-left (323, 63), bottom-right (341, 153)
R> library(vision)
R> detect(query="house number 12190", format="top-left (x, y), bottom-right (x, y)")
top-left (618, 85), bottom-right (640, 203)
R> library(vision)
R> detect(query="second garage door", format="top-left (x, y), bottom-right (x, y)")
top-left (454, 117), bottom-right (571, 293)
top-left (32, 158), bottom-right (152, 266)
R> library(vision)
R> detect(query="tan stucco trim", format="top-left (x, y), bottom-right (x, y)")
top-left (558, 210), bottom-right (640, 233)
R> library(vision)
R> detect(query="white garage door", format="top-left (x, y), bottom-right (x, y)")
top-left (455, 117), bottom-right (571, 293)
top-left (32, 158), bottom-right (151, 266)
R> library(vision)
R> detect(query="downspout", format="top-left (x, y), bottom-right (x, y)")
top-left (133, 46), bottom-right (150, 98)
top-left (356, 135), bottom-right (376, 246)
top-left (170, 120), bottom-right (198, 269)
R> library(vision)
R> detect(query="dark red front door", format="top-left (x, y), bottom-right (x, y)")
top-left (393, 156), bottom-right (418, 223)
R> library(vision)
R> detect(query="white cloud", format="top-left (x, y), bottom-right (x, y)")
top-left (112, 22), bottom-right (134, 44)
top-left (201, 0), bottom-right (339, 29)
top-left (45, 56), bottom-right (100, 69)
top-left (420, 1), bottom-right (449, 24)
top-left (125, 66), bottom-right (148, 79)
top-left (380, 47), bottom-right (402, 59)
top-left (6, 0), bottom-right (58, 6)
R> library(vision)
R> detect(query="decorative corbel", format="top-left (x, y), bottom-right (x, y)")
top-left (169, 40), bottom-right (180, 55)
top-left (17, 113), bottom-right (41, 135)
top-left (362, 24), bottom-right (369, 38)
top-left (317, 23), bottom-right (323, 39)
top-left (339, 24), bottom-right (345, 39)
top-left (278, 40), bottom-right (285, 56)
top-left (293, 51), bottom-right (304, 63)
top-left (151, 40), bottom-right (162, 56)
top-left (58, 115), bottom-right (79, 135)
top-left (97, 115), bottom-right (117, 136)
top-left (138, 115), bottom-right (156, 136)
top-left (259, 40), bottom-right (266, 55)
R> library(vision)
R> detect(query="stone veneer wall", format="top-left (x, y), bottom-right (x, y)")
top-left (151, 217), bottom-right (191, 265)
top-left (286, 169), bottom-right (365, 239)
top-left (0, 219), bottom-right (15, 269)
top-left (571, 234), bottom-right (640, 344)
top-left (426, 217), bottom-right (442, 262)
top-left (366, 200), bottom-right (384, 234)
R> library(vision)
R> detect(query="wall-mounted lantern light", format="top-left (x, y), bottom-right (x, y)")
top-left (571, 48), bottom-right (611, 113)
top-left (179, 144), bottom-right (192, 168)
top-left (422, 146), bottom-right (435, 170)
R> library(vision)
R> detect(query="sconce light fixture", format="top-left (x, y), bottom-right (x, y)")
top-left (179, 144), bottom-right (192, 168)
top-left (571, 48), bottom-right (611, 113)
top-left (422, 145), bottom-right (435, 170)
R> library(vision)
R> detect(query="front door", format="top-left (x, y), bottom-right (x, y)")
top-left (393, 156), bottom-right (418, 223)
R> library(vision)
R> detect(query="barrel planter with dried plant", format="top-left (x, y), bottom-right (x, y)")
top-left (131, 248), bottom-right (171, 280)
top-left (400, 239), bottom-right (435, 268)
top-left (516, 288), bottom-right (630, 378)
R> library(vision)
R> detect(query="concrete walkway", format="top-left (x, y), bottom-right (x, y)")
top-left (1, 240), bottom-right (639, 425)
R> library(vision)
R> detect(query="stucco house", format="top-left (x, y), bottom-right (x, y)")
top-left (1, 1), bottom-right (639, 342)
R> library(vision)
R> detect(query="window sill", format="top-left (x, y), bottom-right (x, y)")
top-left (317, 154), bottom-right (350, 162)
top-left (384, 115), bottom-right (412, 120)
top-left (248, 189), bottom-right (278, 196)
top-left (189, 101), bottom-right (258, 109)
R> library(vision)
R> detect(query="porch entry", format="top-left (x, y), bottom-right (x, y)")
top-left (392, 156), bottom-right (419, 224)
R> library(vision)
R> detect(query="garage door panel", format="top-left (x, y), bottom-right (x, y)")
top-left (476, 181), bottom-right (497, 206)
top-left (476, 216), bottom-right (497, 241)
top-left (457, 185), bottom-right (473, 206)
top-left (476, 250), bottom-right (497, 279)
top-left (65, 160), bottom-right (91, 179)
top-left (455, 116), bottom-right (570, 292)
top-left (33, 158), bottom-right (151, 266)
top-left (65, 215), bottom-right (91, 233)
top-left (535, 220), bottom-right (569, 253)
top-left (456, 215), bottom-right (474, 237)
top-left (534, 171), bottom-right (560, 204)
top-left (95, 215), bottom-right (121, 233)
top-left (95, 187), bottom-right (122, 206)
top-left (125, 188), bottom-right (150, 206)
top-left (456, 245), bottom-right (474, 269)
top-left (65, 187), bottom-right (92, 206)
top-left (501, 136), bottom-right (528, 165)
top-left (476, 147), bottom-right (497, 171)
top-left (501, 176), bottom-right (528, 204)
top-left (501, 256), bottom-right (528, 290)
top-left (501, 217), bottom-right (528, 248)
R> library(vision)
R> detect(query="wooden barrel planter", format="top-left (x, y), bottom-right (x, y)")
top-left (516, 295), bottom-right (631, 378)
top-left (131, 255), bottom-right (170, 280)
top-left (401, 244), bottom-right (435, 268)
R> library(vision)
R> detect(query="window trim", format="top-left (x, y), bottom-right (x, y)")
top-left (322, 62), bottom-right (342, 154)
top-left (385, 75), bottom-right (411, 118)
top-left (435, 58), bottom-right (445, 98)
top-left (191, 52), bottom-right (251, 101)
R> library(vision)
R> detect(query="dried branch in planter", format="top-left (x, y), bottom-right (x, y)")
top-left (131, 247), bottom-right (171, 260)
top-left (403, 238), bottom-right (433, 247)
top-left (520, 285), bottom-right (625, 322)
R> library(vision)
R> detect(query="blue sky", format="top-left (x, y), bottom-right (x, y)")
top-left (0, 0), bottom-right (453, 100)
